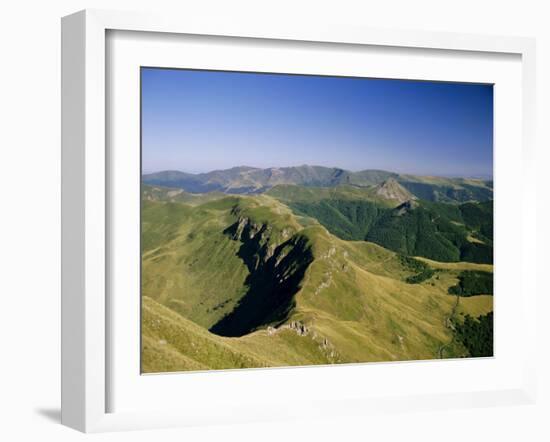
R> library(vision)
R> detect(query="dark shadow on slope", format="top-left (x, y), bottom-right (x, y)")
top-left (209, 220), bottom-right (314, 337)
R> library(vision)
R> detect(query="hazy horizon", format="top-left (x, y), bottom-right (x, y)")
top-left (141, 163), bottom-right (493, 180)
top-left (142, 68), bottom-right (493, 177)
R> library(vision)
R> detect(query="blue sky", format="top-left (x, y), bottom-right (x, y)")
top-left (141, 68), bottom-right (493, 177)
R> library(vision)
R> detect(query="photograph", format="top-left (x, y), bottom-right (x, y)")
top-left (140, 67), bottom-right (494, 374)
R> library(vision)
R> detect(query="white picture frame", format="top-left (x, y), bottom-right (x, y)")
top-left (61, 9), bottom-right (537, 433)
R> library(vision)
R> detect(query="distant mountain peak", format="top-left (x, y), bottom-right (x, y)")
top-left (374, 178), bottom-right (416, 204)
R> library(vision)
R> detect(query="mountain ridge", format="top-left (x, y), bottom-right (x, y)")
top-left (143, 165), bottom-right (493, 203)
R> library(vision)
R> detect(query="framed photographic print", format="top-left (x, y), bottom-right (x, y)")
top-left (140, 67), bottom-right (495, 373)
top-left (61, 9), bottom-right (538, 432)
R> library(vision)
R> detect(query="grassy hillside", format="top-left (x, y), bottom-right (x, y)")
top-left (142, 183), bottom-right (226, 205)
top-left (141, 192), bottom-right (493, 372)
top-left (397, 175), bottom-right (493, 203)
top-left (267, 185), bottom-right (493, 264)
top-left (142, 194), bottom-right (304, 329)
top-left (266, 184), bottom-right (398, 242)
top-left (266, 183), bottom-right (399, 206)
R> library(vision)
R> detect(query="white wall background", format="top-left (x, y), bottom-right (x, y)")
top-left (0, 1), bottom-right (548, 441)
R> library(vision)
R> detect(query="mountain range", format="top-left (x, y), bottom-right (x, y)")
top-left (141, 165), bottom-right (494, 373)
top-left (143, 165), bottom-right (493, 203)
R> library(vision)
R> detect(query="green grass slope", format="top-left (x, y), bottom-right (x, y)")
top-left (396, 175), bottom-right (493, 203)
top-left (142, 193), bottom-right (493, 372)
top-left (142, 183), bottom-right (226, 205)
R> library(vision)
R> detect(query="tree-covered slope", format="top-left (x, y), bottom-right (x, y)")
top-left (267, 185), bottom-right (493, 264)
top-left (448, 270), bottom-right (493, 296)
top-left (366, 200), bottom-right (493, 263)
top-left (453, 312), bottom-right (493, 357)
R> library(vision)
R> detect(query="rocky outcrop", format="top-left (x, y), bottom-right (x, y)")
top-left (375, 178), bottom-right (416, 204)
top-left (288, 320), bottom-right (309, 336)
top-left (210, 214), bottom-right (313, 337)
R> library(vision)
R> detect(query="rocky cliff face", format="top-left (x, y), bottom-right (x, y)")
top-left (210, 214), bottom-right (314, 337)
